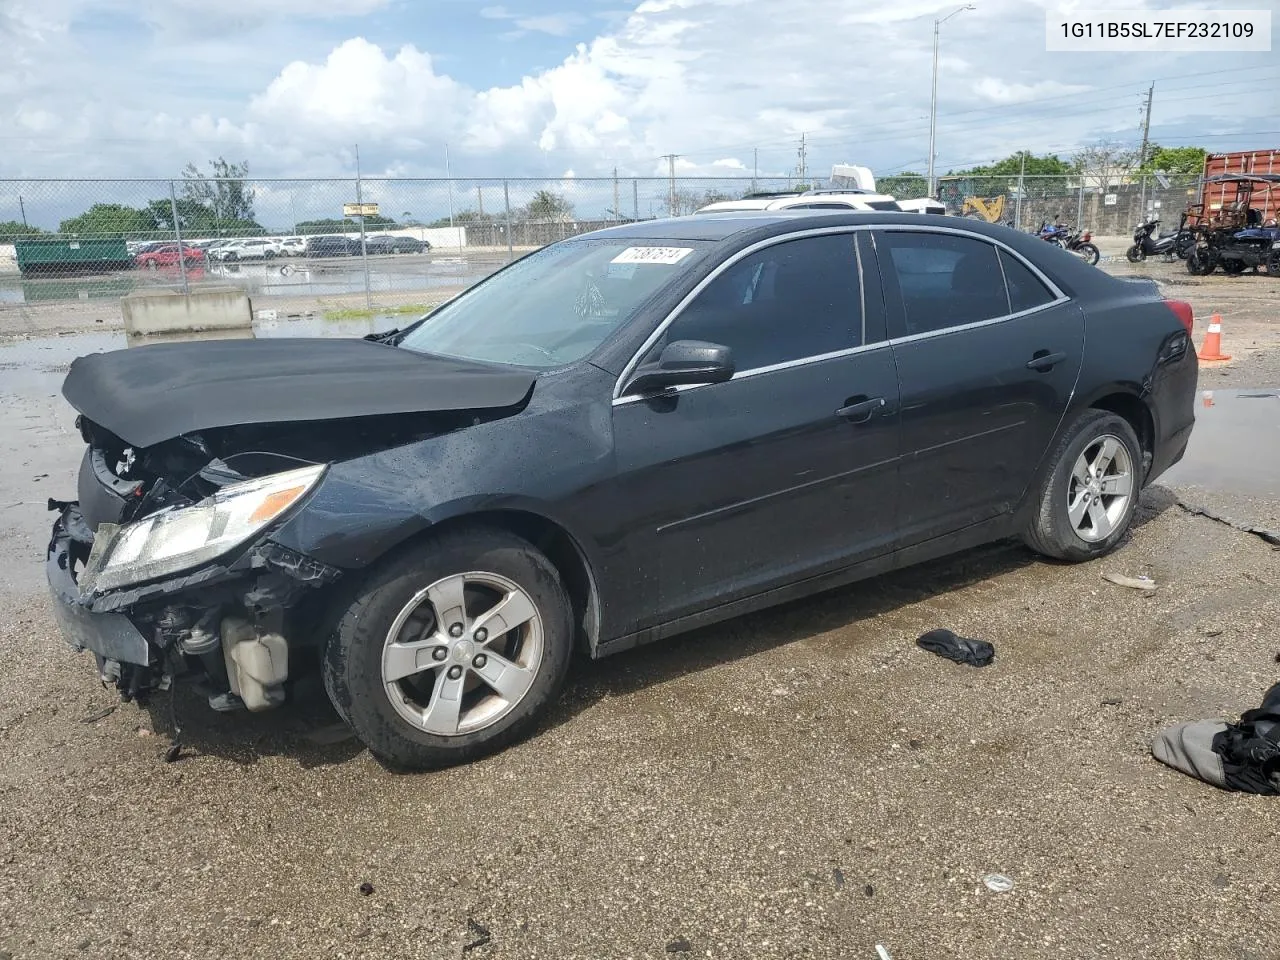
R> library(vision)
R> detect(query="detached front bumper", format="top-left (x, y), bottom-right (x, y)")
top-left (47, 506), bottom-right (151, 666)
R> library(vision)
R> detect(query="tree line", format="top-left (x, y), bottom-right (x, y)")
top-left (879, 144), bottom-right (1208, 201)
top-left (0, 145), bottom-right (1210, 243)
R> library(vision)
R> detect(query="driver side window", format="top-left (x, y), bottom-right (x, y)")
top-left (646, 234), bottom-right (864, 373)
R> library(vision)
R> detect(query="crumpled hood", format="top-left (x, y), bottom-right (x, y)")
top-left (62, 337), bottom-right (536, 448)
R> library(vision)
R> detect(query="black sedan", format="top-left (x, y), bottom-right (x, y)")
top-left (303, 235), bottom-right (358, 258)
top-left (47, 212), bottom-right (1198, 769)
top-left (365, 234), bottom-right (430, 255)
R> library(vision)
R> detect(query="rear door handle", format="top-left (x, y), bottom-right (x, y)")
top-left (835, 396), bottom-right (885, 423)
top-left (1026, 350), bottom-right (1068, 372)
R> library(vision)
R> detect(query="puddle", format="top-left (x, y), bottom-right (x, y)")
top-left (0, 313), bottom-right (405, 396)
top-left (0, 254), bottom-right (502, 304)
top-left (1162, 389), bottom-right (1280, 498)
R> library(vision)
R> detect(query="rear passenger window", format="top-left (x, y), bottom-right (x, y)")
top-left (878, 232), bottom-right (1009, 335)
top-left (999, 249), bottom-right (1056, 313)
top-left (654, 234), bottom-right (864, 372)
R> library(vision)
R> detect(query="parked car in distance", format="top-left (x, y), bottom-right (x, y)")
top-left (365, 234), bottom-right (430, 255)
top-left (698, 189), bottom-right (903, 214)
top-left (127, 240), bottom-right (168, 257)
top-left (280, 236), bottom-right (306, 256)
top-left (134, 243), bottom-right (205, 269)
top-left (305, 235), bottom-right (358, 257)
top-left (210, 238), bottom-right (280, 262)
top-left (48, 211), bottom-right (1199, 771)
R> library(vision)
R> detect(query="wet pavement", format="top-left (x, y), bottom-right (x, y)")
top-left (1163, 389), bottom-right (1280, 498)
top-left (0, 252), bottom-right (507, 306)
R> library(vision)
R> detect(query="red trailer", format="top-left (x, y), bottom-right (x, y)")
top-left (1202, 149), bottom-right (1280, 223)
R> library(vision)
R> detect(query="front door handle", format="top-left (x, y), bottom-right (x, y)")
top-left (1026, 350), bottom-right (1067, 372)
top-left (835, 396), bottom-right (885, 423)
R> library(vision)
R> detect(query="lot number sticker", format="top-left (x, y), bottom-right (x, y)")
top-left (611, 246), bottom-right (694, 265)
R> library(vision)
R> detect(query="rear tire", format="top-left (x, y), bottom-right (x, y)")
top-left (1022, 410), bottom-right (1144, 562)
top-left (1126, 244), bottom-right (1145, 263)
top-left (322, 527), bottom-right (573, 769)
top-left (1075, 242), bottom-right (1100, 266)
top-left (1267, 250), bottom-right (1280, 277)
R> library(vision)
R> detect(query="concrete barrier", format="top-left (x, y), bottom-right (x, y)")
top-left (121, 286), bottom-right (253, 337)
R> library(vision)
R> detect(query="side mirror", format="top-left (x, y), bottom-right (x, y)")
top-left (624, 340), bottom-right (735, 395)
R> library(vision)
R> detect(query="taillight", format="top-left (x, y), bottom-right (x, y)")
top-left (1165, 298), bottom-right (1194, 335)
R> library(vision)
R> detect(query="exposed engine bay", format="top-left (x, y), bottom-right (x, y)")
top-left (49, 407), bottom-right (492, 716)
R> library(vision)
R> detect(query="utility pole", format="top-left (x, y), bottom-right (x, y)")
top-left (797, 133), bottom-right (807, 186)
top-left (752, 148), bottom-right (758, 193)
top-left (1138, 83), bottom-right (1155, 214)
top-left (1138, 83), bottom-right (1154, 168)
top-left (613, 166), bottom-right (620, 221)
top-left (662, 154), bottom-right (679, 216)
top-left (928, 5), bottom-right (976, 198)
top-left (477, 185), bottom-right (484, 219)
top-left (1014, 151), bottom-right (1026, 230)
top-left (18, 195), bottom-right (28, 229)
top-left (354, 143), bottom-right (371, 309)
top-left (444, 143), bottom-right (455, 232)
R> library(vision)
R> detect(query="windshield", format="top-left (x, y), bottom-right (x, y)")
top-left (398, 238), bottom-right (711, 368)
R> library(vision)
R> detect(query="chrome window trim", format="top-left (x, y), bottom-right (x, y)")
top-left (873, 223), bottom-right (1068, 301)
top-left (887, 301), bottom-right (1064, 347)
top-left (612, 225), bottom-right (870, 403)
top-left (611, 222), bottom-right (1071, 405)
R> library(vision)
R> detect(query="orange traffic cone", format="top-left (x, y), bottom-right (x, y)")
top-left (1197, 314), bottom-right (1231, 362)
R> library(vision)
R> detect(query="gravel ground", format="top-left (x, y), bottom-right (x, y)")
top-left (2, 491), bottom-right (1280, 960)
top-left (1, 245), bottom-right (1278, 960)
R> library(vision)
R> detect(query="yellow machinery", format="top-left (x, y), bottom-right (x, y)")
top-left (961, 196), bottom-right (1007, 222)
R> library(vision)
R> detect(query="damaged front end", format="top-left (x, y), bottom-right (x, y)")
top-left (47, 416), bottom-right (345, 713)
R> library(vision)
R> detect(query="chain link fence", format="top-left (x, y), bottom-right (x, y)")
top-left (0, 172), bottom-right (1208, 324)
top-left (0, 176), bottom-right (802, 324)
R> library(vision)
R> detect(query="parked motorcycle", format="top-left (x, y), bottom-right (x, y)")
top-left (1061, 227), bottom-right (1100, 266)
top-left (1037, 220), bottom-right (1100, 266)
top-left (1126, 219), bottom-right (1194, 262)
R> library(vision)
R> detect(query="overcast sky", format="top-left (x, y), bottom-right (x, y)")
top-left (2, 0), bottom-right (1277, 211)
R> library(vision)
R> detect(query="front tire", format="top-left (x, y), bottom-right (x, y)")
top-left (1022, 410), bottom-right (1144, 562)
top-left (1267, 249), bottom-right (1280, 277)
top-left (1186, 248), bottom-right (1215, 275)
top-left (323, 527), bottom-right (573, 769)
top-left (1126, 244), bottom-right (1145, 263)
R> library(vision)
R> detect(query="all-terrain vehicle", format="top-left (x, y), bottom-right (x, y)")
top-left (1183, 173), bottom-right (1280, 277)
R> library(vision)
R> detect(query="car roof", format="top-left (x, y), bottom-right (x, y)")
top-left (579, 210), bottom-right (1111, 292)
top-left (579, 210), bottom-right (994, 242)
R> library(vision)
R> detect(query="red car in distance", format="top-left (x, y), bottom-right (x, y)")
top-left (135, 243), bottom-right (205, 270)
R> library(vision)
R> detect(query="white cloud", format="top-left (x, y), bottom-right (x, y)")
top-left (479, 5), bottom-right (586, 36)
top-left (1, 0), bottom-right (1277, 191)
top-left (972, 77), bottom-right (1093, 104)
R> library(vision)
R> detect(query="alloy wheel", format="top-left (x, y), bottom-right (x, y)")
top-left (1067, 435), bottom-right (1134, 543)
top-left (381, 571), bottom-right (544, 735)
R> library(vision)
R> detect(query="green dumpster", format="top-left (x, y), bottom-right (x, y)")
top-left (15, 238), bottom-right (133, 277)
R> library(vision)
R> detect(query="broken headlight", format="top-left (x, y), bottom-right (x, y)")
top-left (93, 464), bottom-right (326, 592)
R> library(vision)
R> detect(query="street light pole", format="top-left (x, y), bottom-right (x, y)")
top-left (927, 3), bottom-right (975, 198)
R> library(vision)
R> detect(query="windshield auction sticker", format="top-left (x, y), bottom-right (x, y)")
top-left (611, 247), bottom-right (695, 265)
top-left (1047, 9), bottom-right (1270, 51)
